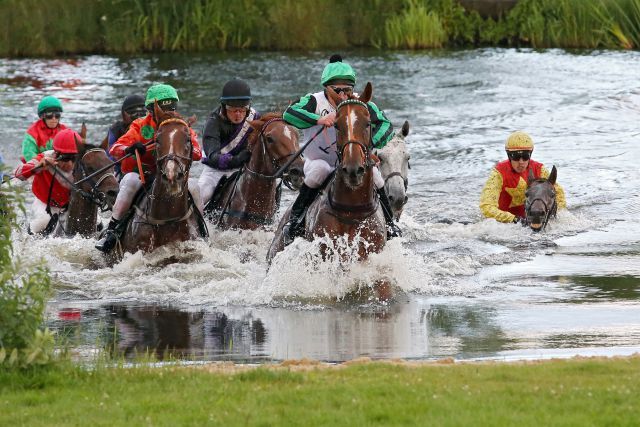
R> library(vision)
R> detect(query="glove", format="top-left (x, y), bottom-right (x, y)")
top-left (228, 150), bottom-right (251, 168)
top-left (513, 216), bottom-right (520, 224)
top-left (125, 142), bottom-right (147, 156)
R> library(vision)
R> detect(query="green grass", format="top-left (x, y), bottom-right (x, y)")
top-left (1, 357), bottom-right (639, 426)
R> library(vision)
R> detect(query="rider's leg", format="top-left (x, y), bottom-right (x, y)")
top-left (187, 178), bottom-right (203, 213)
top-left (198, 166), bottom-right (231, 208)
top-left (373, 166), bottom-right (402, 239)
top-left (29, 199), bottom-right (62, 234)
top-left (95, 172), bottom-right (142, 252)
top-left (283, 159), bottom-right (332, 245)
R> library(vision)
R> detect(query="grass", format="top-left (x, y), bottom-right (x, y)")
top-left (2, 0), bottom-right (640, 56)
top-left (1, 357), bottom-right (639, 426)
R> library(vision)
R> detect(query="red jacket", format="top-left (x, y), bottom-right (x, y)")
top-left (495, 159), bottom-right (543, 218)
top-left (14, 152), bottom-right (70, 207)
top-left (22, 120), bottom-right (68, 162)
top-left (110, 114), bottom-right (202, 175)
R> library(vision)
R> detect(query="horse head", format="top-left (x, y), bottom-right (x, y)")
top-left (248, 112), bottom-right (304, 190)
top-left (73, 128), bottom-right (119, 210)
top-left (525, 165), bottom-right (558, 232)
top-left (328, 82), bottom-right (374, 189)
top-left (153, 101), bottom-right (195, 196)
top-left (376, 120), bottom-right (410, 219)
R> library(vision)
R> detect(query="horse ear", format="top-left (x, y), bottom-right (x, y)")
top-left (548, 166), bottom-right (557, 185)
top-left (153, 99), bottom-right (165, 121)
top-left (359, 82), bottom-right (372, 104)
top-left (74, 134), bottom-right (85, 154)
top-left (528, 168), bottom-right (535, 184)
top-left (401, 120), bottom-right (410, 138)
top-left (326, 85), bottom-right (341, 106)
top-left (188, 114), bottom-right (197, 127)
top-left (248, 120), bottom-right (262, 130)
top-left (80, 122), bottom-right (87, 142)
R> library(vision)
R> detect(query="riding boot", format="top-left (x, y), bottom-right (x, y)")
top-left (283, 183), bottom-right (320, 246)
top-left (377, 187), bottom-right (402, 239)
top-left (95, 217), bottom-right (121, 252)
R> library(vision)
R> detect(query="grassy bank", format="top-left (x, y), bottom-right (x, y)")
top-left (1, 0), bottom-right (640, 57)
top-left (1, 357), bottom-right (639, 425)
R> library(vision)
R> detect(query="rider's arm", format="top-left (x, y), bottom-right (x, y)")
top-left (540, 166), bottom-right (567, 209)
top-left (479, 168), bottom-right (517, 223)
top-left (202, 113), bottom-right (223, 161)
top-left (14, 153), bottom-right (46, 180)
top-left (283, 94), bottom-right (319, 129)
top-left (189, 127), bottom-right (202, 161)
top-left (21, 132), bottom-right (40, 162)
top-left (367, 102), bottom-right (394, 149)
top-left (110, 120), bottom-right (142, 160)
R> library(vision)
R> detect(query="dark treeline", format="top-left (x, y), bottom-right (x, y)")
top-left (1, 0), bottom-right (639, 57)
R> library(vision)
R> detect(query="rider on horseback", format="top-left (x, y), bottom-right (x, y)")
top-left (479, 131), bottom-right (566, 223)
top-left (282, 54), bottom-right (400, 244)
top-left (14, 128), bottom-right (81, 234)
top-left (95, 84), bottom-right (202, 252)
top-left (21, 96), bottom-right (69, 162)
top-left (102, 94), bottom-right (147, 179)
top-left (198, 78), bottom-right (260, 209)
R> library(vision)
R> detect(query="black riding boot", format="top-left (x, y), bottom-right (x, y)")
top-left (377, 187), bottom-right (402, 239)
top-left (283, 183), bottom-right (320, 246)
top-left (95, 217), bottom-right (121, 253)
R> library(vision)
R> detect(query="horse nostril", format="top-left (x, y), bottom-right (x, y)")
top-left (388, 195), bottom-right (395, 201)
top-left (357, 166), bottom-right (365, 176)
top-left (403, 196), bottom-right (408, 204)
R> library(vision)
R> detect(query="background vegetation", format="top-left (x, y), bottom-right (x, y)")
top-left (1, 0), bottom-right (640, 56)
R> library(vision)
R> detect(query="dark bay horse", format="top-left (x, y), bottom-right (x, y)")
top-left (47, 125), bottom-right (119, 237)
top-left (116, 105), bottom-right (205, 256)
top-left (208, 113), bottom-right (304, 230)
top-left (268, 83), bottom-right (391, 300)
top-left (525, 165), bottom-right (558, 232)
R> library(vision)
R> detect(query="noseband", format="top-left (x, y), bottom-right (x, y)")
top-left (525, 182), bottom-right (557, 231)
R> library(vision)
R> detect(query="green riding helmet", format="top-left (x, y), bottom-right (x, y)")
top-left (145, 84), bottom-right (179, 110)
top-left (320, 54), bottom-right (356, 87)
top-left (37, 96), bottom-right (63, 115)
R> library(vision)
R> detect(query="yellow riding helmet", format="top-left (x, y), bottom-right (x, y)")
top-left (505, 131), bottom-right (534, 151)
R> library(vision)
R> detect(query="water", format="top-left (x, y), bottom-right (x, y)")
top-left (2, 49), bottom-right (639, 362)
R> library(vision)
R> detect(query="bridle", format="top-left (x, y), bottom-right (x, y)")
top-left (73, 148), bottom-right (119, 211)
top-left (154, 117), bottom-right (193, 188)
top-left (334, 99), bottom-right (375, 169)
top-left (525, 181), bottom-right (557, 231)
top-left (384, 172), bottom-right (408, 191)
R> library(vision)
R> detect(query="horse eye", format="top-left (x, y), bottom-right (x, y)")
top-left (408, 161), bottom-right (411, 170)
top-left (266, 136), bottom-right (274, 144)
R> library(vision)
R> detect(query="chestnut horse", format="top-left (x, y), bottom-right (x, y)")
top-left (268, 83), bottom-right (391, 299)
top-left (115, 106), bottom-right (205, 256)
top-left (525, 165), bottom-right (558, 232)
top-left (208, 113), bottom-right (304, 230)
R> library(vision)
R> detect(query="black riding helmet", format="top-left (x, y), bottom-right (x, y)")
top-left (121, 94), bottom-right (146, 119)
top-left (220, 78), bottom-right (252, 108)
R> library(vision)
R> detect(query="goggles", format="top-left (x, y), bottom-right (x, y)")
top-left (43, 112), bottom-right (62, 120)
top-left (125, 107), bottom-right (147, 119)
top-left (226, 105), bottom-right (248, 115)
top-left (329, 86), bottom-right (354, 95)
top-left (55, 152), bottom-right (75, 162)
top-left (508, 150), bottom-right (531, 161)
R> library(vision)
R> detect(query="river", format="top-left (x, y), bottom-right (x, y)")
top-left (2, 49), bottom-right (639, 362)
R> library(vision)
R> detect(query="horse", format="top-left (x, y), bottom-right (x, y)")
top-left (525, 165), bottom-right (558, 232)
top-left (206, 112), bottom-right (304, 230)
top-left (39, 124), bottom-right (119, 237)
top-left (268, 83), bottom-right (391, 300)
top-left (375, 120), bottom-right (410, 220)
top-left (116, 103), bottom-right (205, 256)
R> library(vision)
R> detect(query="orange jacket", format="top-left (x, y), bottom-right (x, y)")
top-left (110, 114), bottom-right (201, 175)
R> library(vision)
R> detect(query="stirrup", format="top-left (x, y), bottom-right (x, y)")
top-left (95, 229), bottom-right (118, 253)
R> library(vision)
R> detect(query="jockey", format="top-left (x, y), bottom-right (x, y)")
top-left (103, 94), bottom-right (147, 179)
top-left (95, 83), bottom-right (202, 252)
top-left (198, 78), bottom-right (260, 208)
top-left (21, 96), bottom-right (68, 162)
top-left (480, 131), bottom-right (567, 223)
top-left (282, 54), bottom-right (399, 243)
top-left (14, 128), bottom-right (81, 234)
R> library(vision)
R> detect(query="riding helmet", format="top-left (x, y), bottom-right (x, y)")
top-left (121, 94), bottom-right (146, 115)
top-left (505, 131), bottom-right (534, 151)
top-left (53, 129), bottom-right (81, 154)
top-left (145, 84), bottom-right (179, 111)
top-left (220, 78), bottom-right (252, 107)
top-left (38, 96), bottom-right (63, 115)
top-left (321, 54), bottom-right (356, 87)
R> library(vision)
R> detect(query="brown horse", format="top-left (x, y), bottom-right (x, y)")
top-left (115, 104), bottom-right (205, 256)
top-left (208, 113), bottom-right (304, 230)
top-left (268, 83), bottom-right (391, 300)
top-left (525, 165), bottom-right (558, 232)
top-left (41, 124), bottom-right (119, 237)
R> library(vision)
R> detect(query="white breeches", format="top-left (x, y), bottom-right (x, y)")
top-left (303, 159), bottom-right (384, 190)
top-left (29, 198), bottom-right (63, 234)
top-left (112, 172), bottom-right (202, 220)
top-left (198, 166), bottom-right (240, 206)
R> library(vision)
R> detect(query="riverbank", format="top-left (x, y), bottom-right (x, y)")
top-left (2, 356), bottom-right (639, 425)
top-left (1, 0), bottom-right (639, 57)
